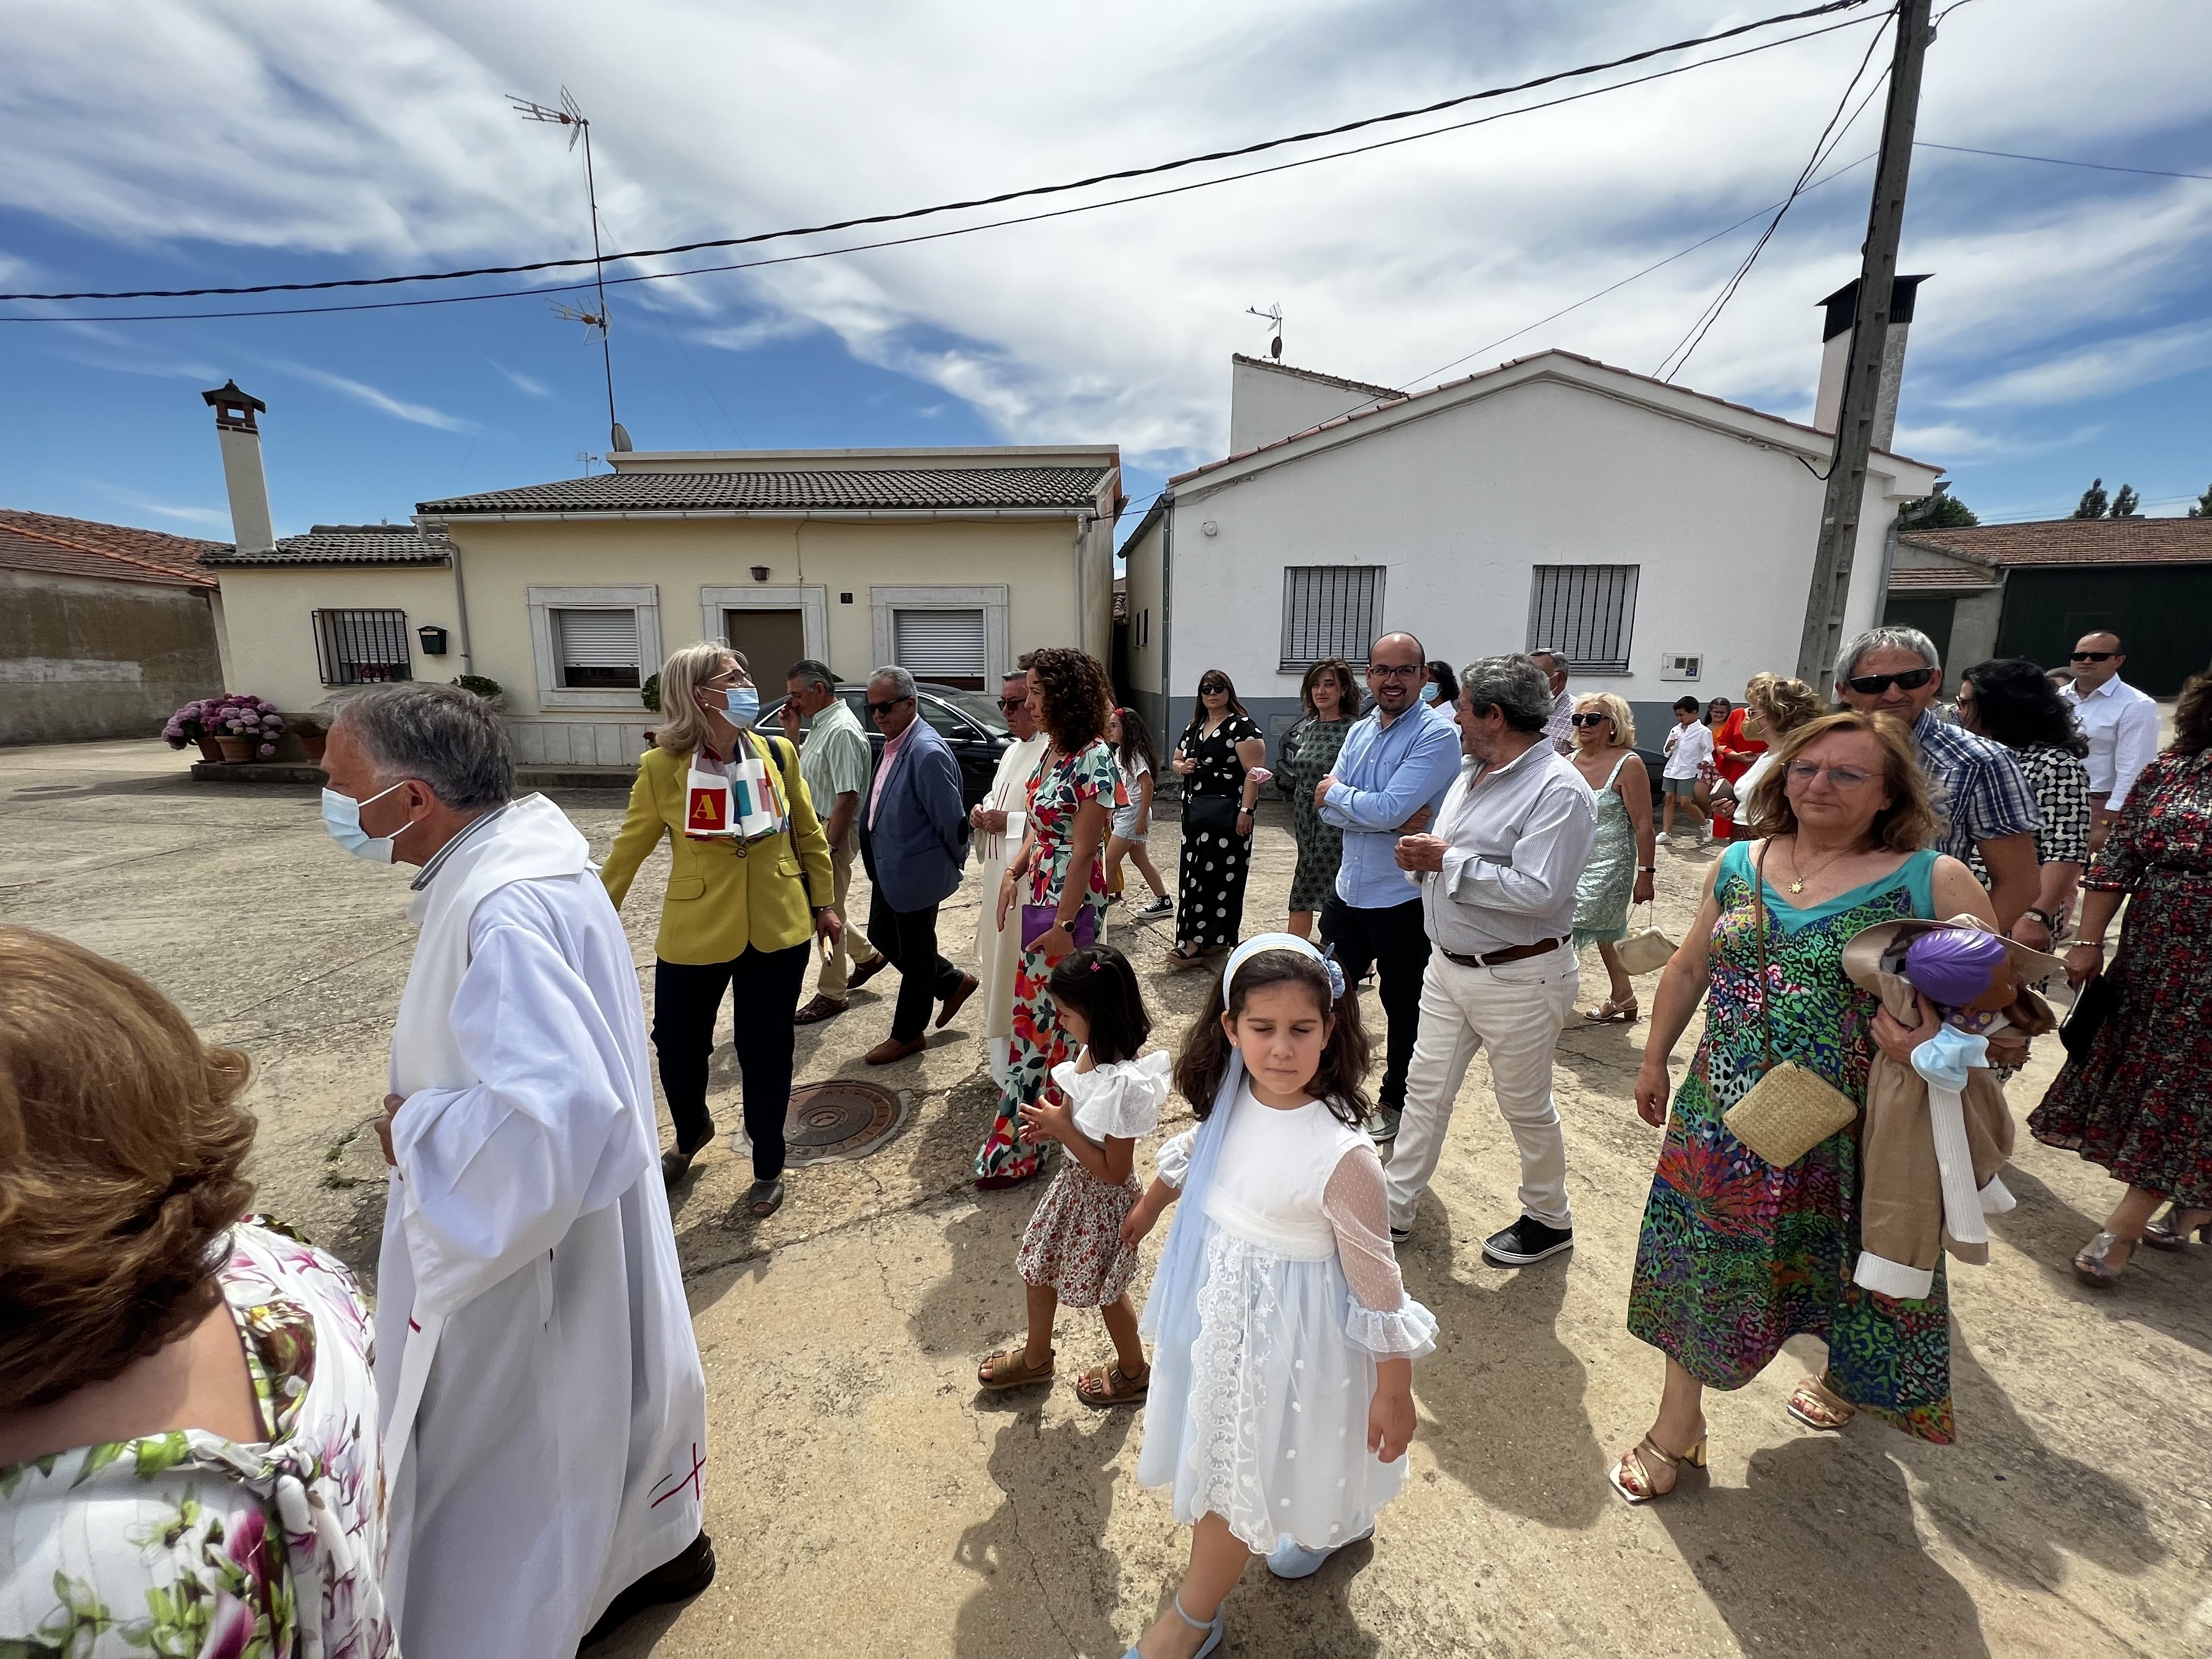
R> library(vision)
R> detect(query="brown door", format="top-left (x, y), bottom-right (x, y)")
top-left (723, 608), bottom-right (808, 682)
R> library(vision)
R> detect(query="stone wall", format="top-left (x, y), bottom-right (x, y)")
top-left (0, 568), bottom-right (224, 745)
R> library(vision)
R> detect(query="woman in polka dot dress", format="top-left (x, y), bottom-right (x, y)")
top-left (1166, 670), bottom-right (1267, 969)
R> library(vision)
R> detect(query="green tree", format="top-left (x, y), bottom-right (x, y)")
top-left (1899, 490), bottom-right (1978, 529)
top-left (2190, 482), bottom-right (2212, 518)
top-left (2073, 477), bottom-right (2109, 519)
top-left (2111, 483), bottom-right (2141, 518)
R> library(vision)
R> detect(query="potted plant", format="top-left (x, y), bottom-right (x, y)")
top-left (451, 673), bottom-right (504, 704)
top-left (162, 698), bottom-right (225, 764)
top-left (291, 713), bottom-right (330, 765)
top-left (209, 694), bottom-right (286, 763)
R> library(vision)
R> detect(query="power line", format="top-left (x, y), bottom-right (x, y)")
top-left (0, 0), bottom-right (1877, 306)
top-left (1914, 140), bottom-right (2212, 184)
top-left (1, 9), bottom-right (1885, 327)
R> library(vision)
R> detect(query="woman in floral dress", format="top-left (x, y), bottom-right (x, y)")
top-left (0, 925), bottom-right (392, 1658)
top-left (978, 648), bottom-right (1122, 1187)
top-left (1613, 713), bottom-right (1999, 1501)
top-left (1279, 657), bottom-right (1357, 940)
top-left (2032, 668), bottom-right (2212, 1282)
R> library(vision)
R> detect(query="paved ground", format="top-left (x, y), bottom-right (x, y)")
top-left (4, 738), bottom-right (2209, 1658)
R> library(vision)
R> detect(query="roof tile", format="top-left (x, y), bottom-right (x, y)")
top-left (205, 523), bottom-right (453, 567)
top-left (1900, 517), bottom-right (2212, 568)
top-left (0, 509), bottom-right (224, 583)
top-left (417, 465), bottom-right (1110, 516)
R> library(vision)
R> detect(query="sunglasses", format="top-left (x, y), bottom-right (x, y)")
top-left (1569, 711), bottom-right (1612, 727)
top-left (1843, 666), bottom-right (1937, 696)
top-left (865, 696), bottom-right (913, 715)
top-left (2069, 651), bottom-right (2115, 663)
top-left (997, 696), bottom-right (1028, 712)
top-left (1199, 683), bottom-right (1230, 695)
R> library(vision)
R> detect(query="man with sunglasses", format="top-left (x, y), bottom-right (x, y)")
top-left (1314, 630), bottom-right (1465, 1141)
top-left (1833, 625), bottom-right (2041, 929)
top-left (2061, 631), bottom-right (2160, 854)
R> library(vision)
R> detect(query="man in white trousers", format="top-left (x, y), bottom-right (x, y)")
top-left (323, 682), bottom-right (712, 1657)
top-left (1389, 655), bottom-right (1598, 1268)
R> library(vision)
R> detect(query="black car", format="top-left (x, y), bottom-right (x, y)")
top-left (754, 681), bottom-right (1013, 811)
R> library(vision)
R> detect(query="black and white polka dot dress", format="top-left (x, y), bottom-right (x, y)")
top-left (1175, 712), bottom-right (1262, 950)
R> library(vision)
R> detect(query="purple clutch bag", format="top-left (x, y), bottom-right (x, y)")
top-left (1021, 904), bottom-right (1098, 952)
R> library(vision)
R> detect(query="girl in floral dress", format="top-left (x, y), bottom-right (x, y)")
top-left (977, 648), bottom-right (1124, 1187)
top-left (977, 945), bottom-right (1172, 1405)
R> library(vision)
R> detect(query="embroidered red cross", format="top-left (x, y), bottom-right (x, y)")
top-left (651, 1442), bottom-right (706, 1508)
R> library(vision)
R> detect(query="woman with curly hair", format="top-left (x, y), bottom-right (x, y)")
top-left (976, 648), bottom-right (1124, 1188)
top-left (1955, 658), bottom-right (2091, 954)
top-left (1279, 657), bottom-right (1358, 941)
top-left (0, 927), bottom-right (393, 1657)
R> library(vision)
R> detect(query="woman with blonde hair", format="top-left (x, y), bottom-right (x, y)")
top-left (1615, 712), bottom-right (1996, 1500)
top-left (1567, 692), bottom-right (1655, 1022)
top-left (602, 640), bottom-right (838, 1218)
top-left (0, 927), bottom-right (392, 1657)
top-left (1719, 672), bottom-right (1826, 825)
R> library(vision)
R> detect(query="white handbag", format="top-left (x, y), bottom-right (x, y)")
top-left (1614, 904), bottom-right (1678, 977)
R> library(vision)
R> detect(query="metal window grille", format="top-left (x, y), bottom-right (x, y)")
top-left (892, 608), bottom-right (988, 688)
top-left (1527, 566), bottom-right (1639, 673)
top-left (311, 609), bottom-right (413, 687)
top-left (551, 607), bottom-right (641, 690)
top-left (1280, 566), bottom-right (1385, 670)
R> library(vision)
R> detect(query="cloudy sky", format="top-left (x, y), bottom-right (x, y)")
top-left (3, 0), bottom-right (2209, 546)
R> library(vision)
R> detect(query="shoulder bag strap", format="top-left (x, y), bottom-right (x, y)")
top-left (1752, 841), bottom-right (1776, 1079)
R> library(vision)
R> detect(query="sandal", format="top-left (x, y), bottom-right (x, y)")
top-left (1163, 945), bottom-right (1211, 972)
top-left (1608, 1426), bottom-right (1707, 1504)
top-left (1075, 1362), bottom-right (1150, 1409)
top-left (976, 1347), bottom-right (1055, 1390)
top-left (1583, 998), bottom-right (1639, 1024)
top-left (2073, 1230), bottom-right (2137, 1286)
top-left (2143, 1207), bottom-right (2212, 1251)
top-left (1785, 1374), bottom-right (1856, 1432)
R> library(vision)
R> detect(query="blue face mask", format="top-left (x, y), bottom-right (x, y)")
top-left (1419, 682), bottom-right (1442, 704)
top-left (321, 780), bottom-right (407, 864)
top-left (720, 686), bottom-right (760, 726)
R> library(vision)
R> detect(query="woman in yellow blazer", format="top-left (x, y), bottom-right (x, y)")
top-left (603, 640), bottom-right (838, 1217)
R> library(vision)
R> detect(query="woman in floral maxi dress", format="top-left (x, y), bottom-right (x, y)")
top-left (976, 648), bottom-right (1122, 1186)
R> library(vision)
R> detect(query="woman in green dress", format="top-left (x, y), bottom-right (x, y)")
top-left (1614, 712), bottom-right (2000, 1502)
top-left (1567, 692), bottom-right (1656, 1022)
top-left (1279, 657), bottom-right (1358, 940)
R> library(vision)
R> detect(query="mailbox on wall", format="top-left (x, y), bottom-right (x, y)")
top-left (417, 624), bottom-right (450, 657)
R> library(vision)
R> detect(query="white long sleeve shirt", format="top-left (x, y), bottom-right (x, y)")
top-left (2063, 675), bottom-right (2161, 808)
top-left (1415, 742), bottom-right (1597, 957)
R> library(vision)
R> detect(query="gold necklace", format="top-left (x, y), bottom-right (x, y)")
top-left (1781, 839), bottom-right (1855, 895)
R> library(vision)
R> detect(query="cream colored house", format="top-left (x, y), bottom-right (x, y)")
top-left (198, 382), bottom-right (1120, 768)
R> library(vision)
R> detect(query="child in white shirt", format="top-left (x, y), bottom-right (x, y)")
top-left (1656, 696), bottom-right (1714, 847)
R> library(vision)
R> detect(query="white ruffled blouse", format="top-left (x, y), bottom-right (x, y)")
top-left (1049, 1048), bottom-right (1172, 1143)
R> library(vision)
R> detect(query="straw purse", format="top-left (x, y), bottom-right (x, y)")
top-left (1614, 904), bottom-right (1678, 977)
top-left (1721, 845), bottom-right (1859, 1167)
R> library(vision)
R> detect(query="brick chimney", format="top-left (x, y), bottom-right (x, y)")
top-left (1811, 274), bottom-right (1929, 452)
top-left (201, 380), bottom-right (274, 556)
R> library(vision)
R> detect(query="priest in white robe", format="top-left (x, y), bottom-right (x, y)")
top-left (968, 667), bottom-right (1051, 1086)
top-left (323, 682), bottom-right (712, 1657)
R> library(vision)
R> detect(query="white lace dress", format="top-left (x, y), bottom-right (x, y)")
top-left (1137, 1086), bottom-right (1438, 1553)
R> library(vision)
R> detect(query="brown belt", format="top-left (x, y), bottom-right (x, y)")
top-left (1441, 936), bottom-right (1566, 970)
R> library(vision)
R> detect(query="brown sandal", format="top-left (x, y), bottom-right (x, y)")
top-left (1075, 1362), bottom-right (1150, 1409)
top-left (976, 1347), bottom-right (1054, 1390)
top-left (1609, 1428), bottom-right (1707, 1504)
top-left (1785, 1374), bottom-right (1856, 1431)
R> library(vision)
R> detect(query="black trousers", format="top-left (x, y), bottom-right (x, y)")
top-left (866, 888), bottom-right (964, 1041)
top-left (1319, 894), bottom-right (1434, 1113)
top-left (652, 942), bottom-right (811, 1180)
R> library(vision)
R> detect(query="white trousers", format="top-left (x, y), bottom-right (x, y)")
top-left (1385, 948), bottom-right (1579, 1233)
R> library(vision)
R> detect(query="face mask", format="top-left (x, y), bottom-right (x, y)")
top-left (321, 780), bottom-right (409, 865)
top-left (1419, 683), bottom-right (1441, 704)
top-left (721, 686), bottom-right (760, 726)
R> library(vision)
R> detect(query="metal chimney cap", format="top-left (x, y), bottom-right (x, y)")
top-left (1817, 275), bottom-right (1933, 343)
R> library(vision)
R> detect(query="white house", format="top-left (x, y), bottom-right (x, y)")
top-left (1124, 296), bottom-right (1944, 754)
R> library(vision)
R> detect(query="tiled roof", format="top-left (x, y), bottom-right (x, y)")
top-left (1231, 353), bottom-right (1405, 402)
top-left (1172, 349), bottom-right (1939, 485)
top-left (417, 466), bottom-right (1113, 516)
top-left (0, 509), bottom-right (223, 585)
top-left (1900, 517), bottom-right (2212, 568)
top-left (205, 523), bottom-right (454, 567)
top-left (0, 514), bottom-right (218, 588)
top-left (1887, 564), bottom-right (1998, 591)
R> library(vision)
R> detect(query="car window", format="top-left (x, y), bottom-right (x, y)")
top-left (933, 689), bottom-right (1010, 735)
top-left (916, 695), bottom-right (977, 741)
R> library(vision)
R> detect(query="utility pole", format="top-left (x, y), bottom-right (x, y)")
top-left (1794, 0), bottom-right (1933, 694)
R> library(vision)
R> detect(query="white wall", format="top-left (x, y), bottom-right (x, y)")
top-left (1228, 359), bottom-right (1391, 455)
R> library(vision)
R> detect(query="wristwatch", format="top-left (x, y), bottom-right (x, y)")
top-left (1639, 865), bottom-right (1656, 873)
top-left (2021, 907), bottom-right (2058, 930)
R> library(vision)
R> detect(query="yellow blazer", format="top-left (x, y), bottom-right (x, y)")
top-left (601, 735), bottom-right (836, 966)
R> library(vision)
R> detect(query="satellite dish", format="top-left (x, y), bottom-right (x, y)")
top-left (610, 422), bottom-right (633, 452)
top-left (1270, 336), bottom-right (1283, 359)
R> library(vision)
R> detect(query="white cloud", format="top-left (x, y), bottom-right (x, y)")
top-left (273, 362), bottom-right (478, 432)
top-left (1932, 320), bottom-right (2212, 410)
top-left (486, 358), bottom-right (550, 396)
top-left (93, 483), bottom-right (231, 527)
top-left (691, 315), bottom-right (819, 354)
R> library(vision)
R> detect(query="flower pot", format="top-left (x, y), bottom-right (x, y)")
top-left (215, 736), bottom-right (257, 764)
top-left (295, 727), bottom-right (328, 764)
top-left (195, 736), bottom-right (224, 764)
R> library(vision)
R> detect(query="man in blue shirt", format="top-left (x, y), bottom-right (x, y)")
top-left (1316, 630), bottom-right (1467, 1141)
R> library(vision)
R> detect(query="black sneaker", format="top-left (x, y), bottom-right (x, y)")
top-left (1133, 895), bottom-right (1175, 922)
top-left (1390, 1224), bottom-right (1413, 1245)
top-left (1363, 1106), bottom-right (1402, 1144)
top-left (1482, 1215), bottom-right (1573, 1267)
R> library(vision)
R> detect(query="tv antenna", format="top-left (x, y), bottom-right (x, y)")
top-left (511, 87), bottom-right (630, 452)
top-left (1246, 303), bottom-right (1284, 360)
top-left (575, 450), bottom-right (603, 476)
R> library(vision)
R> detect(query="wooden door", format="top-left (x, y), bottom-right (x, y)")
top-left (723, 608), bottom-right (808, 682)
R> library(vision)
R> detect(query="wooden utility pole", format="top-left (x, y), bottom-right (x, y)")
top-left (1795, 0), bottom-right (1934, 693)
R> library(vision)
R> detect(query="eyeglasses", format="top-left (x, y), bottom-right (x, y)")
top-left (2069, 651), bottom-right (2114, 663)
top-left (1568, 712), bottom-right (1612, 727)
top-left (997, 696), bottom-right (1028, 712)
top-left (1368, 663), bottom-right (1424, 680)
top-left (1199, 683), bottom-right (1230, 695)
top-left (1843, 667), bottom-right (1937, 696)
top-left (865, 696), bottom-right (913, 715)
top-left (1787, 761), bottom-right (1876, 789)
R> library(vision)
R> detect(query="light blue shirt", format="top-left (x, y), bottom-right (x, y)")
top-left (1318, 702), bottom-right (1466, 910)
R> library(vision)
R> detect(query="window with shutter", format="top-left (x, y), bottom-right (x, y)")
top-left (891, 608), bottom-right (988, 689)
top-left (1279, 567), bottom-right (1385, 670)
top-left (551, 607), bottom-right (642, 689)
top-left (311, 609), bottom-right (413, 687)
top-left (1526, 566), bottom-right (1639, 673)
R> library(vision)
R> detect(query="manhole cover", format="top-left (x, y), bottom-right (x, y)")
top-left (782, 1081), bottom-right (909, 1166)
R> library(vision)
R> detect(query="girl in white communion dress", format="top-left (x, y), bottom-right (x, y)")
top-left (1116, 934), bottom-right (1437, 1659)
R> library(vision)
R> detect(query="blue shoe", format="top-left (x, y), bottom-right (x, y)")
top-left (1265, 1529), bottom-right (1372, 1580)
top-left (1122, 1593), bottom-right (1224, 1658)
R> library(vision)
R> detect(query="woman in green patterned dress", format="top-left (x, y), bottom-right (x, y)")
top-left (1279, 657), bottom-right (1358, 941)
top-left (1613, 712), bottom-right (2001, 1502)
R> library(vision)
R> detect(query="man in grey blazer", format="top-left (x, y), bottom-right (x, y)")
top-left (856, 665), bottom-right (978, 1064)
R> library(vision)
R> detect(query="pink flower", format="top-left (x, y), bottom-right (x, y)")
top-left (204, 1591), bottom-right (259, 1659)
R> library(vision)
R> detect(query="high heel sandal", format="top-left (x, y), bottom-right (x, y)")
top-left (1583, 997), bottom-right (1639, 1024)
top-left (1121, 1593), bottom-right (1223, 1659)
top-left (2142, 1207), bottom-right (2212, 1251)
top-left (2073, 1231), bottom-right (2138, 1287)
top-left (1608, 1427), bottom-right (1707, 1505)
top-left (1785, 1374), bottom-right (1856, 1432)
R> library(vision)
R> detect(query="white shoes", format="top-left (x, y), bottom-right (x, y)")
top-left (1654, 832), bottom-right (1673, 847)
top-left (1697, 825), bottom-right (1713, 846)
